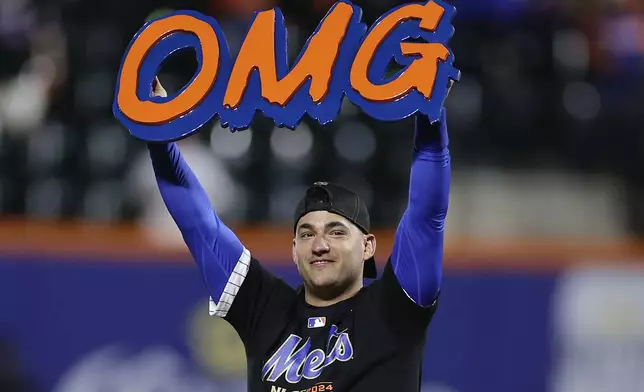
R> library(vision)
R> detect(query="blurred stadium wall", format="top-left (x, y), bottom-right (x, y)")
top-left (1, 0), bottom-right (644, 391)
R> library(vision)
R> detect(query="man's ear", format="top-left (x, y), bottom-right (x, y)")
top-left (363, 234), bottom-right (376, 261)
top-left (292, 238), bottom-right (298, 266)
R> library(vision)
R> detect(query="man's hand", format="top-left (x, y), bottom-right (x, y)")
top-left (146, 78), bottom-right (169, 147)
top-left (413, 78), bottom-right (453, 151)
top-left (152, 77), bottom-right (168, 98)
top-left (446, 79), bottom-right (455, 99)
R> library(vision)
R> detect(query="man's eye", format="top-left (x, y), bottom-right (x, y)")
top-left (330, 230), bottom-right (345, 236)
top-left (300, 232), bottom-right (313, 238)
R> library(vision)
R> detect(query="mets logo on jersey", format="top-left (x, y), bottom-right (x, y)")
top-left (262, 325), bottom-right (354, 384)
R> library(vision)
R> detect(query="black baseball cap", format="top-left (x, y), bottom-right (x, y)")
top-left (293, 181), bottom-right (377, 279)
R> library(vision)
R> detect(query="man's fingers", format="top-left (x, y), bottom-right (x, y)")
top-left (152, 76), bottom-right (168, 98)
top-left (446, 79), bottom-right (454, 98)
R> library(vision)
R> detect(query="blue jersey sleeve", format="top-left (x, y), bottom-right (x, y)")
top-left (390, 109), bottom-right (450, 308)
top-left (147, 142), bottom-right (248, 318)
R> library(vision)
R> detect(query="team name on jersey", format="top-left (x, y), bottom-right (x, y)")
top-left (262, 325), bottom-right (353, 384)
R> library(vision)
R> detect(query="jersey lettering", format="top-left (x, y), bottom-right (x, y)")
top-left (262, 325), bottom-right (354, 384)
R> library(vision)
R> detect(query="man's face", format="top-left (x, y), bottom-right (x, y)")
top-left (293, 210), bottom-right (375, 297)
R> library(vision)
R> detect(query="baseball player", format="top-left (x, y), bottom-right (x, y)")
top-left (147, 78), bottom-right (450, 391)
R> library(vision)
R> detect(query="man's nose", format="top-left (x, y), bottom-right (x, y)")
top-left (312, 236), bottom-right (330, 255)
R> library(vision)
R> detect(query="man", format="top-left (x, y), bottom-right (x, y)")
top-left (147, 78), bottom-right (450, 391)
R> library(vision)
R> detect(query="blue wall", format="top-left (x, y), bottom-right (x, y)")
top-left (0, 257), bottom-right (557, 392)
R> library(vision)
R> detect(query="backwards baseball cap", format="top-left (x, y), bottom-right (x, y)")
top-left (293, 181), bottom-right (377, 279)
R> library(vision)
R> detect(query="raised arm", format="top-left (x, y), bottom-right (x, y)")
top-left (145, 78), bottom-right (248, 319)
top-left (390, 108), bottom-right (450, 307)
top-left (145, 79), bottom-right (297, 350)
top-left (148, 141), bottom-right (249, 317)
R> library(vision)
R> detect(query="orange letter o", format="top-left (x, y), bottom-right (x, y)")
top-left (117, 14), bottom-right (220, 125)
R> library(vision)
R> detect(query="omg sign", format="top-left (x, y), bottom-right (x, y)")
top-left (113, 0), bottom-right (459, 141)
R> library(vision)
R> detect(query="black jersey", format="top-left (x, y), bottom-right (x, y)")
top-left (223, 257), bottom-right (439, 392)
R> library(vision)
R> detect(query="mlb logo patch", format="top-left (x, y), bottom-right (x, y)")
top-left (308, 317), bottom-right (326, 328)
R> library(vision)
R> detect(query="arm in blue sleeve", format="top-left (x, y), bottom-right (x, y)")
top-left (147, 142), bottom-right (246, 314)
top-left (390, 109), bottom-right (450, 307)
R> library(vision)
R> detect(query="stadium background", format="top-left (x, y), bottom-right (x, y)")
top-left (1, 0), bottom-right (644, 391)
